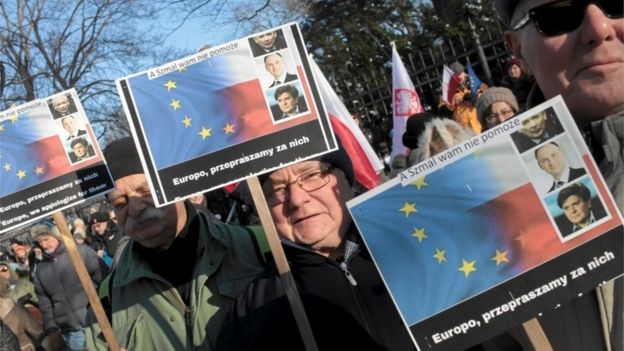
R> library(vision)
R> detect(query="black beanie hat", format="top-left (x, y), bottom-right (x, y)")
top-left (103, 137), bottom-right (144, 181)
top-left (402, 112), bottom-right (438, 149)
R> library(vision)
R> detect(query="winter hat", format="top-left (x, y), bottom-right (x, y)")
top-left (402, 112), bottom-right (438, 149)
top-left (90, 212), bottom-right (109, 225)
top-left (505, 58), bottom-right (522, 71)
top-left (492, 0), bottom-right (521, 28)
top-left (476, 87), bottom-right (519, 123)
top-left (414, 118), bottom-right (476, 163)
top-left (391, 154), bottom-right (407, 170)
top-left (449, 61), bottom-right (465, 75)
top-left (30, 222), bottom-right (62, 241)
top-left (103, 137), bottom-right (143, 181)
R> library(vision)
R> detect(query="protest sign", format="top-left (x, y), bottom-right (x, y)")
top-left (116, 23), bottom-right (336, 207)
top-left (0, 89), bottom-right (114, 234)
top-left (347, 96), bottom-right (623, 350)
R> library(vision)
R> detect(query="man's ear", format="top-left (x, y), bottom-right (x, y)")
top-left (504, 31), bottom-right (532, 76)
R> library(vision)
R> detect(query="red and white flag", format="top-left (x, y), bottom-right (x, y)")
top-left (310, 58), bottom-right (383, 189)
top-left (391, 43), bottom-right (423, 159)
top-left (441, 65), bottom-right (462, 105)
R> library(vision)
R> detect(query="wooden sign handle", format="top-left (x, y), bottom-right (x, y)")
top-left (522, 318), bottom-right (553, 351)
top-left (247, 176), bottom-right (319, 351)
top-left (51, 212), bottom-right (121, 351)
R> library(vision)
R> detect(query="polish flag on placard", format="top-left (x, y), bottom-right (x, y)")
top-left (309, 58), bottom-right (383, 189)
top-left (391, 43), bottom-right (424, 159)
top-left (441, 65), bottom-right (462, 105)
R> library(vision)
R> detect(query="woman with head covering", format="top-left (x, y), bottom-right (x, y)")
top-left (476, 87), bottom-right (520, 131)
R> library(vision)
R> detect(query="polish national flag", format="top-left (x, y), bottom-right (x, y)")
top-left (310, 58), bottom-right (383, 189)
top-left (391, 43), bottom-right (424, 159)
top-left (441, 65), bottom-right (462, 105)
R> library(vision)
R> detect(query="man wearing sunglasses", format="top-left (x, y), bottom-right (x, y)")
top-left (494, 1), bottom-right (623, 350)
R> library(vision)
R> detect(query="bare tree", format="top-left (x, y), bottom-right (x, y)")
top-left (0, 0), bottom-right (171, 140)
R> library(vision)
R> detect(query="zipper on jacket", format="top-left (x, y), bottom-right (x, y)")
top-left (339, 240), bottom-right (359, 286)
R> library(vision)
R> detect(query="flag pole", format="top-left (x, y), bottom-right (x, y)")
top-left (246, 176), bottom-right (319, 351)
top-left (51, 211), bottom-right (121, 351)
top-left (522, 319), bottom-right (553, 351)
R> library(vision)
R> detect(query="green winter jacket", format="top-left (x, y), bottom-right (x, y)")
top-left (85, 206), bottom-right (265, 350)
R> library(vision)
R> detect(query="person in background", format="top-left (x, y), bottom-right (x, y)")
top-left (448, 61), bottom-right (487, 134)
top-left (0, 277), bottom-right (43, 351)
top-left (499, 57), bottom-right (534, 108)
top-left (476, 86), bottom-right (520, 131)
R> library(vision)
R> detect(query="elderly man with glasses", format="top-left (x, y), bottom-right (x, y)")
top-left (493, 0), bottom-right (623, 350)
top-left (216, 147), bottom-right (415, 350)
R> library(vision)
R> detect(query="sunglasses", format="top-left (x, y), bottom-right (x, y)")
top-left (512, 0), bottom-right (623, 36)
top-left (0, 267), bottom-right (9, 273)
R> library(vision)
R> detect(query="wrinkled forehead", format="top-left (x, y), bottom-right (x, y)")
top-left (263, 160), bottom-right (325, 188)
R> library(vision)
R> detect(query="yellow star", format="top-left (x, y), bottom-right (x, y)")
top-left (433, 249), bottom-right (447, 264)
top-left (178, 65), bottom-right (187, 72)
top-left (170, 99), bottom-right (181, 110)
top-left (198, 127), bottom-right (212, 140)
top-left (399, 202), bottom-right (417, 217)
top-left (3, 162), bottom-right (11, 171)
top-left (491, 249), bottom-right (510, 266)
top-left (164, 80), bottom-right (177, 91)
top-left (458, 259), bottom-right (477, 278)
top-left (410, 176), bottom-right (428, 190)
top-left (35, 166), bottom-right (44, 175)
top-left (182, 116), bottom-right (192, 127)
top-left (8, 114), bottom-right (19, 124)
top-left (411, 227), bottom-right (427, 242)
top-left (16, 169), bottom-right (26, 179)
top-left (0, 124), bottom-right (4, 132)
top-left (223, 123), bottom-right (235, 135)
top-left (473, 149), bottom-right (482, 159)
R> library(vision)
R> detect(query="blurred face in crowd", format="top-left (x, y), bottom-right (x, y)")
top-left (520, 112), bottom-right (547, 138)
top-left (10, 243), bottom-right (28, 260)
top-left (263, 161), bottom-right (354, 257)
top-left (506, 0), bottom-right (624, 124)
top-left (108, 173), bottom-right (186, 250)
top-left (277, 92), bottom-right (297, 115)
top-left (52, 96), bottom-right (71, 114)
top-left (62, 116), bottom-right (78, 134)
top-left (254, 32), bottom-right (277, 49)
top-left (562, 194), bottom-right (591, 226)
top-left (536, 143), bottom-right (568, 179)
top-left (486, 101), bottom-right (516, 129)
top-left (92, 221), bottom-right (108, 236)
top-left (0, 265), bottom-right (10, 280)
top-left (508, 63), bottom-right (523, 79)
top-left (265, 54), bottom-right (285, 79)
top-left (37, 235), bottom-right (60, 255)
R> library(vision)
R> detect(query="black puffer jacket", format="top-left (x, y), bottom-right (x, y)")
top-left (217, 231), bottom-right (416, 350)
top-left (33, 243), bottom-right (102, 332)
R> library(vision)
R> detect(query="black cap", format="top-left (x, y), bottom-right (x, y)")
top-left (103, 137), bottom-right (144, 181)
top-left (402, 112), bottom-right (438, 149)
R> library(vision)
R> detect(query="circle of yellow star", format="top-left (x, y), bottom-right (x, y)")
top-left (411, 227), bottom-right (427, 242)
top-left (223, 123), bottom-right (235, 135)
top-left (3, 162), bottom-right (11, 171)
top-left (0, 124), bottom-right (5, 132)
top-left (8, 114), bottom-right (19, 123)
top-left (491, 249), bottom-right (510, 266)
top-left (410, 177), bottom-right (428, 190)
top-left (16, 169), bottom-right (26, 179)
top-left (35, 166), bottom-right (44, 175)
top-left (198, 127), bottom-right (212, 140)
top-left (178, 65), bottom-right (187, 72)
top-left (170, 99), bottom-right (181, 110)
top-left (458, 259), bottom-right (477, 278)
top-left (182, 116), bottom-right (192, 128)
top-left (433, 249), bottom-right (447, 264)
top-left (399, 202), bottom-right (417, 217)
top-left (164, 80), bottom-right (177, 91)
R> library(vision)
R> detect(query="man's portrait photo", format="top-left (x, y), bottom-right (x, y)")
top-left (269, 84), bottom-right (308, 122)
top-left (60, 115), bottom-right (88, 140)
top-left (48, 93), bottom-right (78, 119)
top-left (551, 182), bottom-right (608, 239)
top-left (68, 137), bottom-right (96, 163)
top-left (534, 141), bottom-right (586, 193)
top-left (249, 30), bottom-right (287, 57)
top-left (262, 52), bottom-right (298, 89)
top-left (511, 108), bottom-right (564, 153)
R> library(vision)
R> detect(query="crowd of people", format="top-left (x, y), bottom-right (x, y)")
top-left (1, 0), bottom-right (622, 350)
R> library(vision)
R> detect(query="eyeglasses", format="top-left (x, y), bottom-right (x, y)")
top-left (512, 0), bottom-right (623, 36)
top-left (267, 166), bottom-right (334, 206)
top-left (486, 109), bottom-right (515, 123)
top-left (0, 267), bottom-right (9, 273)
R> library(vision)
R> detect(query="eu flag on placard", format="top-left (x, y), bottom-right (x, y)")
top-left (350, 139), bottom-right (556, 326)
top-left (466, 60), bottom-right (483, 103)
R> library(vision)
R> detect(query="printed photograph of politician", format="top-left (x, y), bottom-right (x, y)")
top-left (65, 136), bottom-right (96, 164)
top-left (256, 51), bottom-right (299, 90)
top-left (248, 29), bottom-right (288, 57)
top-left (522, 135), bottom-right (586, 197)
top-left (47, 93), bottom-right (78, 120)
top-left (57, 115), bottom-right (89, 141)
top-left (544, 178), bottom-right (609, 240)
top-left (511, 107), bottom-right (564, 154)
top-left (265, 82), bottom-right (309, 123)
